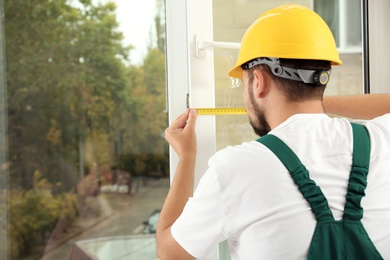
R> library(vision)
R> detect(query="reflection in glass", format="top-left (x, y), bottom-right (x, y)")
top-left (3, 0), bottom-right (168, 259)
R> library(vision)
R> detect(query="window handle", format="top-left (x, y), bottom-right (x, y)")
top-left (194, 34), bottom-right (240, 58)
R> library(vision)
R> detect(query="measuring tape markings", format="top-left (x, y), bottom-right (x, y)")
top-left (193, 108), bottom-right (247, 115)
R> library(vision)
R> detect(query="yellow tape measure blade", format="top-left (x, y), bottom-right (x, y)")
top-left (194, 108), bottom-right (247, 115)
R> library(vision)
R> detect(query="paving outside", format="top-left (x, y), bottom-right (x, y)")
top-left (37, 177), bottom-right (170, 260)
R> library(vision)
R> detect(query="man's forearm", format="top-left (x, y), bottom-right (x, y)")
top-left (156, 109), bottom-right (197, 260)
top-left (323, 94), bottom-right (390, 119)
top-left (157, 155), bottom-right (195, 232)
top-left (156, 155), bottom-right (196, 260)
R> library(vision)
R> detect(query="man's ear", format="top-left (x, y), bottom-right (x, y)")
top-left (252, 69), bottom-right (270, 98)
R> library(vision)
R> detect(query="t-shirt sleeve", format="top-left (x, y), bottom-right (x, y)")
top-left (171, 169), bottom-right (226, 259)
top-left (353, 113), bottom-right (390, 133)
top-left (371, 113), bottom-right (390, 128)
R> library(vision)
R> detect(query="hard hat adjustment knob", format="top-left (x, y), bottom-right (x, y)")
top-left (313, 71), bottom-right (329, 86)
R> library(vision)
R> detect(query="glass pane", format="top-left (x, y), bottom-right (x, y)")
top-left (314, 0), bottom-right (339, 47)
top-left (346, 0), bottom-right (362, 46)
top-left (3, 0), bottom-right (168, 259)
top-left (214, 48), bottom-right (257, 150)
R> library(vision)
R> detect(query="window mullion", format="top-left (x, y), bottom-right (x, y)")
top-left (339, 0), bottom-right (347, 51)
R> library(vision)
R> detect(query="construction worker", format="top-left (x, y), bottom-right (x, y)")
top-left (156, 4), bottom-right (390, 260)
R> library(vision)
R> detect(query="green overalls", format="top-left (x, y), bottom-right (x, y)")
top-left (257, 123), bottom-right (383, 260)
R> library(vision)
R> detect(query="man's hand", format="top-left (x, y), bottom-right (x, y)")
top-left (165, 109), bottom-right (198, 158)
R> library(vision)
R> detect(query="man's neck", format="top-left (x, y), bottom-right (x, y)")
top-left (267, 99), bottom-right (325, 130)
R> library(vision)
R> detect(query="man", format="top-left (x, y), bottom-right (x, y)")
top-left (156, 4), bottom-right (390, 260)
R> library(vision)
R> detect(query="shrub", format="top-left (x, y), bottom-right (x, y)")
top-left (9, 171), bottom-right (77, 258)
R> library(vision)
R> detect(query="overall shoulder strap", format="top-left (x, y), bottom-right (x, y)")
top-left (258, 127), bottom-right (382, 260)
top-left (343, 123), bottom-right (371, 221)
top-left (257, 135), bottom-right (334, 222)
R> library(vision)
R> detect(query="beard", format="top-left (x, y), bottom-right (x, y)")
top-left (248, 86), bottom-right (271, 137)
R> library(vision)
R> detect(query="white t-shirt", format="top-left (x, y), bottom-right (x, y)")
top-left (171, 113), bottom-right (390, 260)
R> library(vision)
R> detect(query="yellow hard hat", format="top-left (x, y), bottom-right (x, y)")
top-left (228, 4), bottom-right (342, 78)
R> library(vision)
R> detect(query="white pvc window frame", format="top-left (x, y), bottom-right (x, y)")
top-left (165, 0), bottom-right (217, 190)
top-left (165, 0), bottom-right (220, 258)
top-left (367, 0), bottom-right (390, 93)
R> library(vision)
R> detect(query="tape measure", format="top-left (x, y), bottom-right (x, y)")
top-left (194, 107), bottom-right (247, 115)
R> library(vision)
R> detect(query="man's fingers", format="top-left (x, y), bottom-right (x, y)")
top-left (166, 109), bottom-right (196, 135)
top-left (184, 109), bottom-right (197, 130)
top-left (175, 110), bottom-right (189, 121)
top-left (170, 110), bottom-right (190, 129)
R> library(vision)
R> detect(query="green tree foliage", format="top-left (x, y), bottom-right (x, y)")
top-left (118, 3), bottom-right (168, 177)
top-left (5, 0), bottom-right (132, 190)
top-left (5, 0), bottom-right (168, 257)
top-left (10, 171), bottom-right (77, 258)
top-left (118, 49), bottom-right (169, 177)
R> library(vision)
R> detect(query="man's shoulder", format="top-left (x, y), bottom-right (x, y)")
top-left (213, 140), bottom-right (267, 157)
top-left (353, 113), bottom-right (390, 132)
top-left (209, 140), bottom-right (281, 169)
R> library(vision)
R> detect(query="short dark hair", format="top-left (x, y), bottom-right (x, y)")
top-left (247, 59), bottom-right (331, 102)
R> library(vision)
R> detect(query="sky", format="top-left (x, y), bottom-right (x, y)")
top-left (74, 0), bottom-right (158, 65)
top-left (114, 0), bottom-right (157, 65)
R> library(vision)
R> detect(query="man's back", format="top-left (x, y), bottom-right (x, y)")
top-left (171, 113), bottom-right (390, 259)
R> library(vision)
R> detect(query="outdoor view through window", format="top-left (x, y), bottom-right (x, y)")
top-left (1, 0), bottom-right (168, 259)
